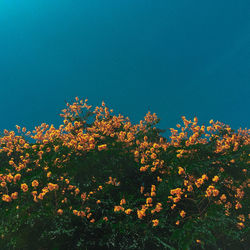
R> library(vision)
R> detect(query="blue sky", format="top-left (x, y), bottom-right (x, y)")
top-left (0, 0), bottom-right (249, 137)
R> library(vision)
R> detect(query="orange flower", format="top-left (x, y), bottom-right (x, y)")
top-left (170, 188), bottom-right (182, 196)
top-left (152, 219), bottom-right (159, 227)
top-left (125, 209), bottom-right (132, 215)
top-left (98, 144), bottom-right (107, 151)
top-left (146, 197), bottom-right (152, 204)
top-left (57, 209), bottom-right (63, 215)
top-left (155, 203), bottom-right (162, 212)
top-left (0, 182), bottom-right (6, 188)
top-left (235, 202), bottom-right (242, 210)
top-left (6, 174), bottom-right (13, 183)
top-left (11, 192), bottom-right (18, 199)
top-left (220, 194), bottom-right (227, 202)
top-left (157, 176), bottom-right (162, 182)
top-left (37, 193), bottom-right (44, 200)
top-left (120, 198), bottom-right (126, 205)
top-left (2, 194), bottom-right (12, 202)
top-left (103, 216), bottom-right (108, 221)
top-left (178, 167), bottom-right (185, 175)
top-left (14, 174), bottom-right (21, 182)
top-left (219, 168), bottom-right (224, 172)
top-left (205, 188), bottom-right (212, 197)
top-left (202, 174), bottom-right (208, 180)
top-left (173, 197), bottom-right (181, 203)
top-left (134, 151), bottom-right (139, 157)
top-left (114, 206), bottom-right (124, 212)
top-left (213, 189), bottom-right (219, 197)
top-left (137, 209), bottom-right (146, 219)
top-left (180, 210), bottom-right (186, 218)
top-left (32, 180), bottom-right (39, 187)
top-left (42, 187), bottom-right (49, 194)
top-left (31, 191), bottom-right (37, 196)
top-left (237, 222), bottom-right (244, 229)
top-left (21, 183), bottom-right (28, 192)
top-left (150, 153), bottom-right (157, 160)
top-left (171, 204), bottom-right (176, 210)
top-left (75, 188), bottom-right (80, 195)
top-left (48, 183), bottom-right (58, 191)
top-left (9, 160), bottom-right (14, 166)
top-left (79, 211), bottom-right (86, 217)
top-left (212, 176), bottom-right (219, 182)
top-left (151, 167), bottom-right (156, 172)
top-left (238, 214), bottom-right (245, 222)
top-left (151, 185), bottom-right (156, 192)
top-left (151, 191), bottom-right (156, 197)
top-left (81, 193), bottom-right (86, 200)
top-left (195, 178), bottom-right (204, 188)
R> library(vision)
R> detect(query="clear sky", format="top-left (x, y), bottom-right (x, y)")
top-left (0, 0), bottom-right (249, 138)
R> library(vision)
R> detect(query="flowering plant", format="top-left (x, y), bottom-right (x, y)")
top-left (0, 97), bottom-right (249, 249)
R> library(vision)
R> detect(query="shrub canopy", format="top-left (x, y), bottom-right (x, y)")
top-left (0, 97), bottom-right (249, 249)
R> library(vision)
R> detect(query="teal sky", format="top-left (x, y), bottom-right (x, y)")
top-left (0, 0), bottom-right (249, 137)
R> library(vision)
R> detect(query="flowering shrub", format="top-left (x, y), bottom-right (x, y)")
top-left (0, 97), bottom-right (249, 249)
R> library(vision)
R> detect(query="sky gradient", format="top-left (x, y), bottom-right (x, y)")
top-left (0, 0), bottom-right (249, 138)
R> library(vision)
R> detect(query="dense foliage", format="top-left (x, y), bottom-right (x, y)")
top-left (0, 97), bottom-right (249, 249)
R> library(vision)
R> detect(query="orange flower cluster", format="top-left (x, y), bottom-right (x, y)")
top-left (205, 185), bottom-right (219, 197)
top-left (169, 188), bottom-right (183, 203)
top-left (2, 194), bottom-right (11, 202)
top-left (195, 174), bottom-right (208, 188)
top-left (114, 206), bottom-right (124, 212)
